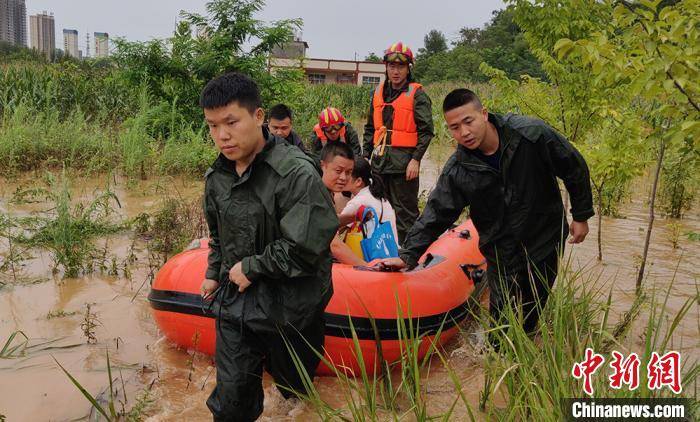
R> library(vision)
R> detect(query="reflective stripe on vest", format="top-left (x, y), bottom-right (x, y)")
top-left (372, 82), bottom-right (421, 148)
top-left (314, 124), bottom-right (347, 144)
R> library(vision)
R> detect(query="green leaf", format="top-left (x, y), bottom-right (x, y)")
top-left (663, 78), bottom-right (676, 93)
top-left (680, 120), bottom-right (700, 133)
top-left (554, 38), bottom-right (575, 59)
top-left (658, 7), bottom-right (670, 22)
top-left (106, 350), bottom-right (118, 419)
top-left (52, 355), bottom-right (113, 421)
top-left (639, 8), bottom-right (655, 23)
top-left (1, 331), bottom-right (28, 358)
top-left (638, 0), bottom-right (659, 10)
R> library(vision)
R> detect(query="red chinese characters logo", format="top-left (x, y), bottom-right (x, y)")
top-left (573, 349), bottom-right (684, 395)
top-left (609, 351), bottom-right (640, 390)
top-left (647, 351), bottom-right (682, 394)
top-left (572, 348), bottom-right (605, 395)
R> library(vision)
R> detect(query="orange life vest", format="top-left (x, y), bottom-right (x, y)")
top-left (372, 82), bottom-right (421, 148)
top-left (314, 124), bottom-right (347, 144)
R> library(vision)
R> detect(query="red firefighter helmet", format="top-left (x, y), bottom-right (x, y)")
top-left (318, 107), bottom-right (346, 128)
top-left (383, 42), bottom-right (414, 64)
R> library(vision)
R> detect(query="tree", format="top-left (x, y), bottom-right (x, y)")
top-left (413, 8), bottom-right (544, 83)
top-left (461, 8), bottom-right (545, 79)
top-left (555, 0), bottom-right (699, 288)
top-left (506, 0), bottom-right (611, 144)
top-left (419, 29), bottom-right (448, 57)
top-left (414, 47), bottom-right (485, 83)
top-left (111, 0), bottom-right (305, 139)
top-left (481, 0), bottom-right (643, 261)
top-left (659, 139), bottom-right (699, 218)
top-left (582, 120), bottom-right (645, 260)
top-left (457, 27), bottom-right (481, 47)
top-left (364, 52), bottom-right (382, 62)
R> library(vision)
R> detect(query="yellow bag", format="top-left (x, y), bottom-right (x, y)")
top-left (343, 222), bottom-right (365, 260)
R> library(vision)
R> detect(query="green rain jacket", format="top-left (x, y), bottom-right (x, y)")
top-left (204, 128), bottom-right (338, 332)
top-left (400, 113), bottom-right (594, 270)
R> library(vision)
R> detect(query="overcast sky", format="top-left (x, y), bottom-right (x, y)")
top-left (26, 0), bottom-right (506, 60)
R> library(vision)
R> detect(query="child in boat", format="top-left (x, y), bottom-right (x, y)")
top-left (339, 158), bottom-right (399, 246)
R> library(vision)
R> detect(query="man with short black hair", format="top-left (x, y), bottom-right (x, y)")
top-left (379, 88), bottom-right (594, 345)
top-left (319, 141), bottom-right (355, 194)
top-left (199, 72), bottom-right (337, 421)
top-left (316, 141), bottom-right (367, 266)
top-left (267, 103), bottom-right (306, 153)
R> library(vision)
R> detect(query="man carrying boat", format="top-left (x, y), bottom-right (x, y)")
top-left (198, 72), bottom-right (337, 421)
top-left (379, 89), bottom-right (594, 345)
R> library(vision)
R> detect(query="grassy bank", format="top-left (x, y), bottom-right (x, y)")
top-left (0, 59), bottom-right (494, 177)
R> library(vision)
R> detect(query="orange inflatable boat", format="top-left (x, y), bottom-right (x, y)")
top-left (148, 220), bottom-right (486, 376)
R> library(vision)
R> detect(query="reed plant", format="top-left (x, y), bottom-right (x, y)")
top-left (156, 126), bottom-right (217, 177)
top-left (475, 263), bottom-right (698, 420)
top-left (282, 297), bottom-right (472, 421)
top-left (0, 103), bottom-right (117, 174)
top-left (11, 172), bottom-right (124, 278)
top-left (0, 61), bottom-right (137, 122)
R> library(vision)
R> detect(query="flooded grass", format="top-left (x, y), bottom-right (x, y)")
top-left (1, 171), bottom-right (205, 285)
top-left (0, 104), bottom-right (117, 175)
top-left (0, 102), bottom-right (215, 180)
top-left (481, 270), bottom-right (698, 420)
top-left (80, 303), bottom-right (100, 344)
top-left (0, 82), bottom-right (491, 180)
top-left (134, 195), bottom-right (206, 263)
top-left (0, 213), bottom-right (33, 284)
top-left (53, 349), bottom-right (155, 421)
top-left (45, 309), bottom-right (79, 319)
top-left (53, 351), bottom-right (116, 421)
top-left (8, 172), bottom-right (125, 278)
top-left (284, 301), bottom-right (472, 419)
top-left (278, 257), bottom-right (698, 421)
top-left (0, 162), bottom-right (697, 420)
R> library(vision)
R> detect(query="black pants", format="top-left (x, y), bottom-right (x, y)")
top-left (487, 249), bottom-right (560, 343)
top-left (380, 173), bottom-right (419, 245)
top-left (206, 317), bottom-right (325, 422)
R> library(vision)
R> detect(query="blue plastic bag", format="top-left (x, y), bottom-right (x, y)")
top-left (359, 206), bottom-right (399, 261)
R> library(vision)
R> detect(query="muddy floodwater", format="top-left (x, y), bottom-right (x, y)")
top-left (1, 149), bottom-right (698, 421)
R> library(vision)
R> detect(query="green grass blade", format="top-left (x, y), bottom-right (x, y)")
top-left (106, 349), bottom-right (118, 419)
top-left (1, 331), bottom-right (28, 358)
top-left (52, 355), bottom-right (112, 421)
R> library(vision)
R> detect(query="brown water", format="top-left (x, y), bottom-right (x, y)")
top-left (0, 160), bottom-right (698, 421)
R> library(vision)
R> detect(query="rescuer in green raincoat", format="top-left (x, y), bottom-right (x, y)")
top-left (199, 72), bottom-right (338, 422)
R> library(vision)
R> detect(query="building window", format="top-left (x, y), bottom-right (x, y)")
top-left (362, 76), bottom-right (381, 86)
top-left (308, 73), bottom-right (326, 84)
top-left (337, 73), bottom-right (355, 84)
